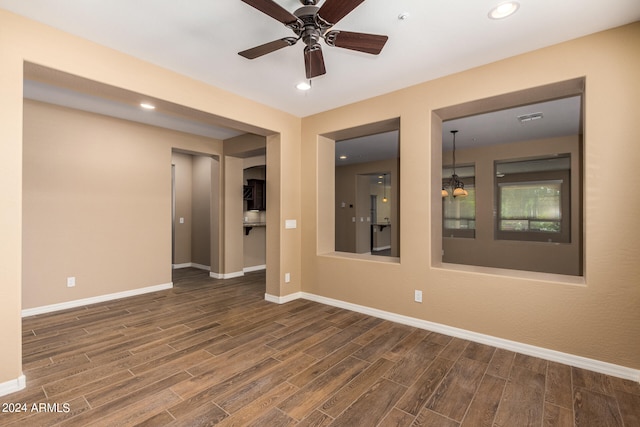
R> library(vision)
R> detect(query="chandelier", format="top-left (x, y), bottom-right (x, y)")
top-left (442, 130), bottom-right (468, 198)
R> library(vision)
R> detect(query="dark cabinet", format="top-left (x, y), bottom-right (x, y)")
top-left (244, 179), bottom-right (266, 211)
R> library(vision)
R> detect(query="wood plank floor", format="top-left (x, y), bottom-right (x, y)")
top-left (2, 268), bottom-right (639, 426)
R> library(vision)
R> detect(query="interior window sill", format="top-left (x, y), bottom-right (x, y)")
top-left (320, 251), bottom-right (401, 264)
top-left (434, 262), bottom-right (586, 287)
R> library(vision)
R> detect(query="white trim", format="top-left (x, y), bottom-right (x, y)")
top-left (172, 263), bottom-right (191, 269)
top-left (293, 292), bottom-right (639, 383)
top-left (21, 283), bottom-right (173, 317)
top-left (173, 263), bottom-right (210, 271)
top-left (243, 264), bottom-right (266, 273)
top-left (265, 292), bottom-right (302, 304)
top-left (0, 374), bottom-right (25, 397)
top-left (209, 271), bottom-right (244, 280)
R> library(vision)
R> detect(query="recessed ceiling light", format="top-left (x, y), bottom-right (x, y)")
top-left (488, 1), bottom-right (520, 19)
top-left (140, 102), bottom-right (156, 110)
top-left (296, 81), bottom-right (311, 91)
top-left (339, 155), bottom-right (347, 160)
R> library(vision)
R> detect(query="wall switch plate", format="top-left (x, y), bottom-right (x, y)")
top-left (414, 290), bottom-right (422, 303)
top-left (67, 277), bottom-right (76, 288)
top-left (179, 217), bottom-right (184, 224)
top-left (285, 273), bottom-right (291, 283)
top-left (285, 219), bottom-right (297, 229)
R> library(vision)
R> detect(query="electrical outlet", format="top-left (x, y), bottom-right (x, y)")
top-left (285, 273), bottom-right (291, 283)
top-left (67, 277), bottom-right (76, 288)
top-left (414, 290), bottom-right (422, 303)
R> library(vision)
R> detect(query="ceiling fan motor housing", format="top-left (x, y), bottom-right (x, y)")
top-left (294, 6), bottom-right (324, 46)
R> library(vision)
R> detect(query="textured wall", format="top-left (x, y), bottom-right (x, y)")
top-left (301, 23), bottom-right (640, 369)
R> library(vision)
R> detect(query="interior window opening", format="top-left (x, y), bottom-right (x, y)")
top-left (436, 85), bottom-right (584, 277)
top-left (334, 130), bottom-right (400, 257)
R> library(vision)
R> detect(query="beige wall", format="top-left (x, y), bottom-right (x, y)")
top-left (302, 23), bottom-right (640, 370)
top-left (172, 152), bottom-right (213, 267)
top-left (22, 101), bottom-right (225, 310)
top-left (1, 9), bottom-right (300, 388)
top-left (172, 152), bottom-right (193, 265)
top-left (443, 135), bottom-right (581, 275)
top-left (244, 227), bottom-right (266, 269)
top-left (223, 155), bottom-right (247, 276)
top-left (191, 155), bottom-right (212, 267)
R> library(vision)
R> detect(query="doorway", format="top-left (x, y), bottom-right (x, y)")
top-left (171, 151), bottom-right (219, 276)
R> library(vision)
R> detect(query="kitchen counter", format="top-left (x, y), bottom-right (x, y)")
top-left (243, 222), bottom-right (266, 235)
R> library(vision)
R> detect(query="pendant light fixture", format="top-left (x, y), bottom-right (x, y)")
top-left (382, 173), bottom-right (388, 203)
top-left (442, 130), bottom-right (468, 198)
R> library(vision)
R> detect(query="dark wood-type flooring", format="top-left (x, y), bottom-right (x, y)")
top-left (2, 268), bottom-right (639, 426)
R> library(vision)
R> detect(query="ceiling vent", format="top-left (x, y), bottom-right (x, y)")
top-left (517, 112), bottom-right (544, 123)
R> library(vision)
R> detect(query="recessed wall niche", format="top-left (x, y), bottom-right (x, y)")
top-left (433, 79), bottom-right (584, 276)
top-left (317, 118), bottom-right (400, 259)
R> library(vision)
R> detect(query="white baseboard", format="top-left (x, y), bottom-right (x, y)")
top-left (172, 263), bottom-right (191, 269)
top-left (0, 374), bottom-right (26, 397)
top-left (21, 283), bottom-right (173, 317)
top-left (173, 263), bottom-right (210, 271)
top-left (372, 245), bottom-right (391, 252)
top-left (243, 265), bottom-right (266, 273)
top-left (210, 271), bottom-right (244, 280)
top-left (265, 292), bottom-right (302, 304)
top-left (266, 291), bottom-right (640, 383)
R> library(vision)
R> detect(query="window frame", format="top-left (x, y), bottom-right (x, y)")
top-left (495, 169), bottom-right (571, 243)
top-left (442, 176), bottom-right (476, 239)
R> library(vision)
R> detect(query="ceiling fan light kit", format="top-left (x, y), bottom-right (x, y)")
top-left (239, 0), bottom-right (389, 79)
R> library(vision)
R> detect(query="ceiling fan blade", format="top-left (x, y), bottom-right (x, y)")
top-left (239, 37), bottom-right (297, 59)
top-left (316, 0), bottom-right (365, 26)
top-left (304, 44), bottom-right (326, 79)
top-left (325, 30), bottom-right (388, 55)
top-left (241, 0), bottom-right (300, 27)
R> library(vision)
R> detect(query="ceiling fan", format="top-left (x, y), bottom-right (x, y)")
top-left (239, 0), bottom-right (388, 79)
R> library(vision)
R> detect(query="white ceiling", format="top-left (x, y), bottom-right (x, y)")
top-left (336, 130), bottom-right (399, 166)
top-left (2, 0), bottom-right (639, 119)
top-left (24, 79), bottom-right (246, 140)
top-left (336, 95), bottom-right (581, 165)
top-left (442, 96), bottom-right (582, 150)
